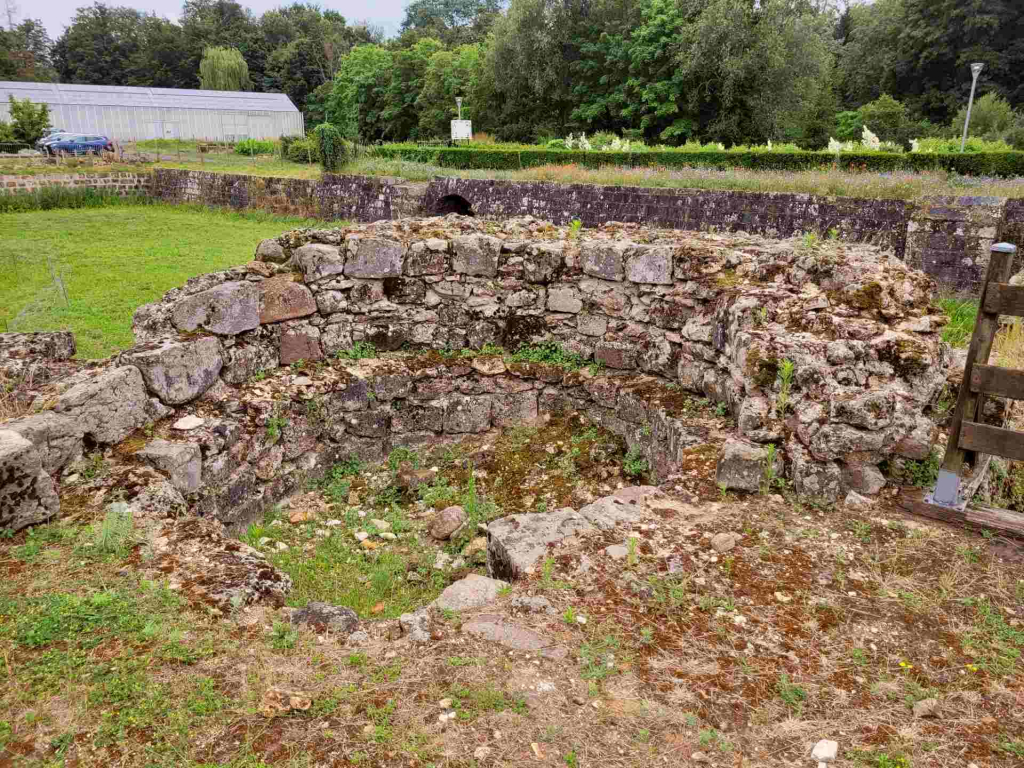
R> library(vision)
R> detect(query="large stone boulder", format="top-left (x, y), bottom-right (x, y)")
top-left (0, 429), bottom-right (59, 532)
top-left (122, 337), bottom-right (223, 405)
top-left (171, 281), bottom-right (260, 336)
top-left (293, 243), bottom-right (345, 282)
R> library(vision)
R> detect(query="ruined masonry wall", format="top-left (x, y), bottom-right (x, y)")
top-left (0, 216), bottom-right (951, 534)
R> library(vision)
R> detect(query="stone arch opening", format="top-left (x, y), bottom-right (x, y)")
top-left (433, 194), bottom-right (474, 217)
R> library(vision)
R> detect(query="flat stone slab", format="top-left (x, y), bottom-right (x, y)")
top-left (433, 574), bottom-right (508, 612)
top-left (462, 614), bottom-right (567, 660)
top-left (487, 486), bottom-right (663, 580)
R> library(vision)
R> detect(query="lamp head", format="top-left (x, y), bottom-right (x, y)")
top-left (971, 62), bottom-right (984, 77)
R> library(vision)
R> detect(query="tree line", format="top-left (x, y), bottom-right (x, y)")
top-left (3, 0), bottom-right (1023, 148)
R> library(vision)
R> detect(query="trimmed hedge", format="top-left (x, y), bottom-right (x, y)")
top-left (370, 144), bottom-right (1024, 177)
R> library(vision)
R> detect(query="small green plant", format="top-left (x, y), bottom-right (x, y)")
top-left (387, 446), bottom-right (420, 473)
top-left (89, 502), bottom-right (135, 558)
top-left (775, 358), bottom-right (795, 414)
top-left (623, 447), bottom-right (650, 480)
top-left (80, 452), bottom-right (106, 480)
top-left (776, 673), bottom-right (808, 713)
top-left (562, 606), bottom-right (578, 625)
top-left (639, 627), bottom-right (655, 645)
top-left (564, 750), bottom-right (579, 767)
top-left (419, 474), bottom-right (460, 508)
top-left (270, 621), bottom-right (298, 650)
top-left (801, 231), bottom-right (821, 250)
top-left (266, 414), bottom-right (288, 440)
top-left (848, 519), bottom-right (873, 543)
top-left (336, 341), bottom-right (377, 360)
top-left (506, 342), bottom-right (588, 371)
top-left (718, 482), bottom-right (729, 501)
top-left (752, 306), bottom-right (768, 327)
top-left (568, 219), bottom-right (583, 240)
top-left (714, 401), bottom-right (728, 417)
top-left (760, 444), bottom-right (781, 494)
top-left (579, 632), bottom-right (621, 680)
top-left (626, 535), bottom-right (639, 566)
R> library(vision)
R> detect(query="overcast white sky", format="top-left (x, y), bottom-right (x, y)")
top-left (34, 0), bottom-right (404, 41)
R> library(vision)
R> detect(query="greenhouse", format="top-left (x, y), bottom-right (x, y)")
top-left (0, 81), bottom-right (303, 142)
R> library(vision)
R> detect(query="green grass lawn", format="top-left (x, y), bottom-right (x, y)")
top-left (0, 204), bottom-right (317, 359)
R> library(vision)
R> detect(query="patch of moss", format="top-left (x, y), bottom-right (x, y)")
top-left (746, 347), bottom-right (779, 390)
top-left (877, 337), bottom-right (929, 378)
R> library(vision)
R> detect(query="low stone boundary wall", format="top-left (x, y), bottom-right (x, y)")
top-left (423, 177), bottom-right (914, 259)
top-left (0, 172), bottom-right (152, 198)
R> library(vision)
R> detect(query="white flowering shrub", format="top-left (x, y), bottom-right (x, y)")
top-left (861, 126), bottom-right (881, 150)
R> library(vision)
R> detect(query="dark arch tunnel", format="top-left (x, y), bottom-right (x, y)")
top-left (433, 194), bottom-right (475, 217)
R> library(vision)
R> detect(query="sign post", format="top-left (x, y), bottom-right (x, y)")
top-left (451, 97), bottom-right (471, 142)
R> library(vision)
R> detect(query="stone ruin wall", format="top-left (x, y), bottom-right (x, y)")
top-left (2, 214), bottom-right (952, 539)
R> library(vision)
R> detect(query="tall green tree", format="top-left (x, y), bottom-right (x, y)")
top-left (198, 45), bottom-right (252, 90)
top-left (52, 3), bottom-right (146, 85)
top-left (381, 37), bottom-right (444, 140)
top-left (835, 0), bottom-right (902, 110)
top-left (891, 0), bottom-right (1024, 123)
top-left (0, 19), bottom-right (56, 81)
top-left (181, 0), bottom-right (264, 90)
top-left (327, 44), bottom-right (394, 140)
top-left (399, 0), bottom-right (503, 46)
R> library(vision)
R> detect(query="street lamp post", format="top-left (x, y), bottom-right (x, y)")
top-left (960, 62), bottom-right (985, 153)
top-left (456, 97), bottom-right (463, 121)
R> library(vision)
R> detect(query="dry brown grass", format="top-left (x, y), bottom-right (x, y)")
top-left (0, 367), bottom-right (35, 421)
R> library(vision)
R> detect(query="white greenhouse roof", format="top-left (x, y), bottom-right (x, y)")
top-left (0, 81), bottom-right (299, 112)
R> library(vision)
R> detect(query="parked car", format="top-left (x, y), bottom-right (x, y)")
top-left (35, 130), bottom-right (70, 149)
top-left (44, 135), bottom-right (114, 156)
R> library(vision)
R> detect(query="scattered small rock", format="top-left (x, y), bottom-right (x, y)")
top-left (438, 698), bottom-right (453, 708)
top-left (172, 415), bottom-right (205, 430)
top-left (811, 740), bottom-right (838, 763)
top-left (354, 531), bottom-right (369, 542)
top-left (400, 607), bottom-right (433, 643)
top-left (434, 551), bottom-right (452, 570)
top-left (434, 574), bottom-right (509, 612)
top-left (912, 697), bottom-right (940, 719)
top-left (431, 505), bottom-right (467, 540)
top-left (473, 746), bottom-right (492, 760)
top-left (379, 531), bottom-right (397, 541)
top-left (711, 532), bottom-right (740, 553)
top-left (844, 490), bottom-right (872, 510)
top-left (604, 544), bottom-right (629, 560)
top-left (261, 688), bottom-right (312, 717)
top-left (369, 518), bottom-right (391, 531)
top-left (289, 601), bottom-right (359, 635)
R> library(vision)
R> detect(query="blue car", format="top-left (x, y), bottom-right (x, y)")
top-left (45, 134), bottom-right (113, 156)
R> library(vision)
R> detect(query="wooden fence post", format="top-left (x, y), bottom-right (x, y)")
top-left (930, 242), bottom-right (1018, 508)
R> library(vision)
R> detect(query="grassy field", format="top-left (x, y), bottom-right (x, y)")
top-left (0, 205), bottom-right (318, 358)
top-left (7, 147), bottom-right (1024, 198)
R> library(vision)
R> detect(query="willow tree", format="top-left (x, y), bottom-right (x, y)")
top-left (198, 45), bottom-right (252, 91)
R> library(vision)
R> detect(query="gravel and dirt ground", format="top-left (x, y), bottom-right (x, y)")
top-left (2, 400), bottom-right (1023, 768)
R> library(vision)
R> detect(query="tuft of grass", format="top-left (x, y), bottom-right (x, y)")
top-left (623, 447), bottom-right (650, 480)
top-left (936, 294), bottom-right (977, 348)
top-left (776, 672), bottom-right (808, 713)
top-left (506, 342), bottom-right (589, 370)
top-left (87, 502), bottom-right (135, 559)
top-left (336, 341), bottom-right (377, 360)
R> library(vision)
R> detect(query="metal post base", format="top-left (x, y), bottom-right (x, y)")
top-left (925, 469), bottom-right (967, 512)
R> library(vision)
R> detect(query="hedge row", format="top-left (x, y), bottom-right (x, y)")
top-left (371, 145), bottom-right (1024, 177)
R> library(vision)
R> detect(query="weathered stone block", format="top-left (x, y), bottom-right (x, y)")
top-left (444, 395), bottom-right (492, 433)
top-left (0, 429), bottom-right (59, 533)
top-left (345, 237), bottom-right (404, 278)
top-left (123, 337), bottom-right (223, 405)
top-left (137, 439), bottom-right (202, 493)
top-left (405, 241), bottom-right (447, 276)
top-left (221, 339), bottom-right (278, 385)
top-left (626, 245), bottom-right (673, 284)
top-left (715, 437), bottom-right (779, 492)
top-left (293, 243), bottom-right (345, 282)
top-left (344, 408), bottom-right (390, 438)
top-left (842, 462), bottom-right (885, 495)
top-left (453, 235), bottom-right (501, 277)
top-left (254, 238), bottom-right (287, 263)
top-left (492, 391), bottom-right (539, 427)
top-left (577, 314), bottom-right (607, 337)
top-left (172, 281), bottom-right (260, 336)
top-left (594, 341), bottom-right (636, 369)
top-left (830, 390), bottom-right (894, 431)
top-left (279, 327), bottom-right (322, 365)
top-left (581, 241), bottom-right (628, 281)
top-left (547, 287), bottom-right (583, 314)
top-left (260, 276), bottom-right (316, 324)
